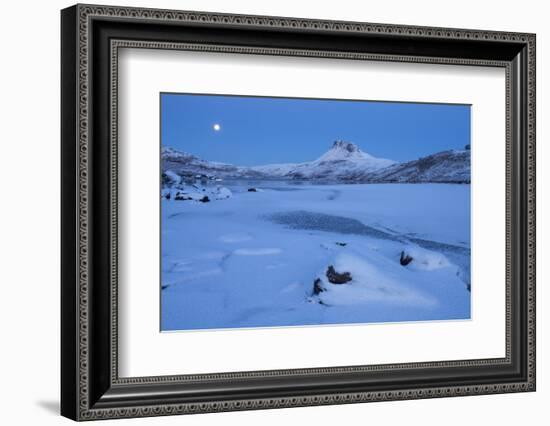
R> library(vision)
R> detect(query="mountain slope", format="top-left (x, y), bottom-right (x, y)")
top-left (161, 147), bottom-right (265, 179)
top-left (369, 150), bottom-right (470, 183)
top-left (252, 141), bottom-right (396, 180)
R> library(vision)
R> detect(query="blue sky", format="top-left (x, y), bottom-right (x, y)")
top-left (161, 93), bottom-right (470, 166)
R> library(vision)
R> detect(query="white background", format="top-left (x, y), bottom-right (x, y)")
top-left (0, 0), bottom-right (547, 425)
top-left (119, 49), bottom-right (506, 377)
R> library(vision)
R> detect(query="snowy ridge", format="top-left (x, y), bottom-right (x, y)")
top-left (252, 140), bottom-right (396, 180)
top-left (162, 146), bottom-right (265, 179)
top-left (161, 146), bottom-right (195, 162)
top-left (369, 149), bottom-right (470, 184)
top-left (317, 140), bottom-right (380, 162)
top-left (161, 142), bottom-right (470, 183)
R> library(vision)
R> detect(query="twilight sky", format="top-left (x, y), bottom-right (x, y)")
top-left (161, 93), bottom-right (470, 166)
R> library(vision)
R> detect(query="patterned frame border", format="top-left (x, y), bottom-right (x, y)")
top-left (72, 4), bottom-right (535, 420)
top-left (110, 40), bottom-right (512, 383)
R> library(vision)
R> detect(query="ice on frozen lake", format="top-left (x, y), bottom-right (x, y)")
top-left (160, 181), bottom-right (471, 331)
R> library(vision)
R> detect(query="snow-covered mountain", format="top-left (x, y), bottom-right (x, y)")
top-left (369, 149), bottom-right (470, 184)
top-left (161, 143), bottom-right (470, 183)
top-left (161, 146), bottom-right (265, 179)
top-left (251, 141), bottom-right (396, 180)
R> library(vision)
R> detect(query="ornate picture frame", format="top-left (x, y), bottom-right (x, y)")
top-left (61, 4), bottom-right (535, 421)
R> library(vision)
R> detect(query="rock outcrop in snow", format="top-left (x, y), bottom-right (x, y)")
top-left (162, 181), bottom-right (233, 203)
top-left (326, 265), bottom-right (352, 284)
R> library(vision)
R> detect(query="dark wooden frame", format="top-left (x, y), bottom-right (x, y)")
top-left (61, 3), bottom-right (536, 421)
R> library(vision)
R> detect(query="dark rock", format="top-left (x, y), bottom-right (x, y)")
top-left (247, 188), bottom-right (257, 192)
top-left (199, 196), bottom-right (210, 203)
top-left (326, 265), bottom-right (352, 284)
top-left (174, 192), bottom-right (192, 201)
top-left (313, 278), bottom-right (325, 295)
top-left (416, 156), bottom-right (437, 173)
top-left (161, 171), bottom-right (179, 186)
top-left (332, 140), bottom-right (359, 153)
top-left (465, 144), bottom-right (471, 151)
top-left (335, 242), bottom-right (347, 247)
top-left (400, 251), bottom-right (413, 266)
top-left (165, 192), bottom-right (171, 200)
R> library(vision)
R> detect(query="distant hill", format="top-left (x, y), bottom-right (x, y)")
top-left (369, 150), bottom-right (470, 183)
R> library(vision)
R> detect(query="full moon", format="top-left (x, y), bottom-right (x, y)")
top-left (213, 123), bottom-right (221, 131)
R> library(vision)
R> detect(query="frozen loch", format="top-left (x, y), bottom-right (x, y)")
top-left (160, 181), bottom-right (471, 331)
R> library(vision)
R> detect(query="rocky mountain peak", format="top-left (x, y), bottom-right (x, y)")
top-left (316, 140), bottom-right (377, 163)
top-left (331, 140), bottom-right (360, 153)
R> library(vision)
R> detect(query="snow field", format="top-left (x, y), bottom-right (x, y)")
top-left (161, 182), bottom-right (470, 331)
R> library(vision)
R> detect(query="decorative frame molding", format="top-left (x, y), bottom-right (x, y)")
top-left (61, 4), bottom-right (536, 421)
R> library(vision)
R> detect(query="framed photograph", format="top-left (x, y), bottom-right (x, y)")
top-left (61, 4), bottom-right (536, 421)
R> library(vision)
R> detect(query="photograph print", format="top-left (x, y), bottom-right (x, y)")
top-left (160, 93), bottom-right (471, 332)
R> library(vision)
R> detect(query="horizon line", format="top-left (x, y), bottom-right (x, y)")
top-left (161, 143), bottom-right (470, 168)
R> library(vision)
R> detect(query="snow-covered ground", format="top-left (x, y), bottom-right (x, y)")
top-left (161, 182), bottom-right (470, 331)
